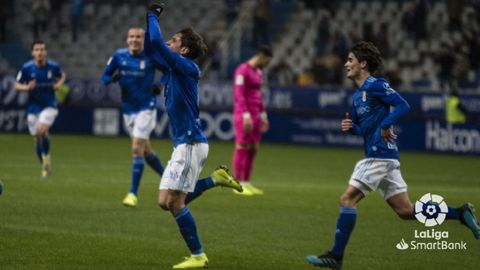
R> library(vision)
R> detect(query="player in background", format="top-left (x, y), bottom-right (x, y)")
top-left (15, 40), bottom-right (66, 179)
top-left (146, 3), bottom-right (243, 269)
top-left (306, 41), bottom-right (480, 269)
top-left (231, 46), bottom-right (272, 196)
top-left (101, 27), bottom-right (165, 208)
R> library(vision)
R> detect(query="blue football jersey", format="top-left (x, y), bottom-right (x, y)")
top-left (101, 49), bottom-right (157, 114)
top-left (349, 76), bottom-right (410, 159)
top-left (16, 60), bottom-right (63, 113)
top-left (146, 14), bottom-right (207, 146)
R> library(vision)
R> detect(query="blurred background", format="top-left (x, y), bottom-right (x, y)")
top-left (0, 0), bottom-right (479, 155)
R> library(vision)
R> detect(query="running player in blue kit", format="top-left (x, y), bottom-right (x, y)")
top-left (101, 27), bottom-right (165, 207)
top-left (15, 40), bottom-right (66, 179)
top-left (306, 41), bottom-right (480, 269)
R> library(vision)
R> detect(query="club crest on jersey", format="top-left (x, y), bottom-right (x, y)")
top-left (47, 70), bottom-right (52, 79)
top-left (140, 60), bottom-right (145, 70)
top-left (362, 91), bottom-right (367, 102)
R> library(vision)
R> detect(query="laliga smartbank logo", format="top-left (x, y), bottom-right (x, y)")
top-left (395, 193), bottom-right (467, 251)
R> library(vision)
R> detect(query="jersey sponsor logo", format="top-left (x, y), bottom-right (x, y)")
top-left (47, 70), bottom-right (52, 79)
top-left (356, 105), bottom-right (370, 115)
top-left (383, 82), bottom-right (396, 95)
top-left (140, 60), bottom-right (145, 70)
top-left (235, 75), bottom-right (244, 85)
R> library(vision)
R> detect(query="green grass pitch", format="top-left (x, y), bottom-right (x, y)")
top-left (0, 134), bottom-right (479, 270)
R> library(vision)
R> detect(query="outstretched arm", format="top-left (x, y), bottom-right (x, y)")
top-left (144, 22), bottom-right (169, 72)
top-left (147, 13), bottom-right (198, 77)
top-left (147, 14), bottom-right (176, 66)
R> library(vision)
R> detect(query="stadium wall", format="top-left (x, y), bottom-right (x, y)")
top-left (1, 76), bottom-right (479, 155)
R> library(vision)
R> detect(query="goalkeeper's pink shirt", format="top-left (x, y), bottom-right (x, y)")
top-left (233, 62), bottom-right (265, 119)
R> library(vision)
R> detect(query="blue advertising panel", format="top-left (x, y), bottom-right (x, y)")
top-left (2, 76), bottom-right (479, 154)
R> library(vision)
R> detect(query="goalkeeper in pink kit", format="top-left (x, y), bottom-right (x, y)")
top-left (232, 46), bottom-right (273, 196)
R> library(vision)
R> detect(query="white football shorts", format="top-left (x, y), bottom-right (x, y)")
top-left (160, 143), bottom-right (209, 193)
top-left (123, 109), bottom-right (157, 139)
top-left (27, 107), bottom-right (58, 135)
top-left (348, 158), bottom-right (408, 200)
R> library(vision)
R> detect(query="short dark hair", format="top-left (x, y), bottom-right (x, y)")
top-left (349, 41), bottom-right (382, 73)
top-left (31, 40), bottom-right (46, 50)
top-left (178, 28), bottom-right (207, 60)
top-left (258, 45), bottom-right (273, 57)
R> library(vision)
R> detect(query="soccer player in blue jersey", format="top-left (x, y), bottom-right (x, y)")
top-left (306, 41), bottom-right (480, 269)
top-left (146, 3), bottom-right (243, 269)
top-left (101, 27), bottom-right (166, 208)
top-left (15, 40), bottom-right (66, 179)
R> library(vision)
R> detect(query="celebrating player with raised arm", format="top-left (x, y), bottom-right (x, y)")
top-left (15, 40), bottom-right (66, 179)
top-left (146, 3), bottom-right (243, 269)
top-left (306, 42), bottom-right (480, 269)
top-left (231, 46), bottom-right (272, 196)
top-left (101, 27), bottom-right (165, 208)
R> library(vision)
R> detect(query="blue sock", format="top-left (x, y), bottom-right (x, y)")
top-left (423, 202), bottom-right (460, 220)
top-left (185, 177), bottom-right (215, 205)
top-left (41, 136), bottom-right (50, 156)
top-left (330, 207), bottom-right (357, 257)
top-left (446, 205), bottom-right (460, 219)
top-left (145, 151), bottom-right (164, 176)
top-left (35, 139), bottom-right (43, 163)
top-left (175, 207), bottom-right (203, 255)
top-left (129, 156), bottom-right (145, 195)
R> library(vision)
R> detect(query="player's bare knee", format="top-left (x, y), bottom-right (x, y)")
top-left (339, 194), bottom-right (356, 208)
top-left (396, 208), bottom-right (414, 220)
top-left (132, 146), bottom-right (144, 156)
top-left (168, 201), bottom-right (185, 214)
top-left (37, 129), bottom-right (47, 137)
top-left (143, 145), bottom-right (152, 157)
top-left (158, 200), bottom-right (169, 211)
top-left (157, 195), bottom-right (169, 211)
